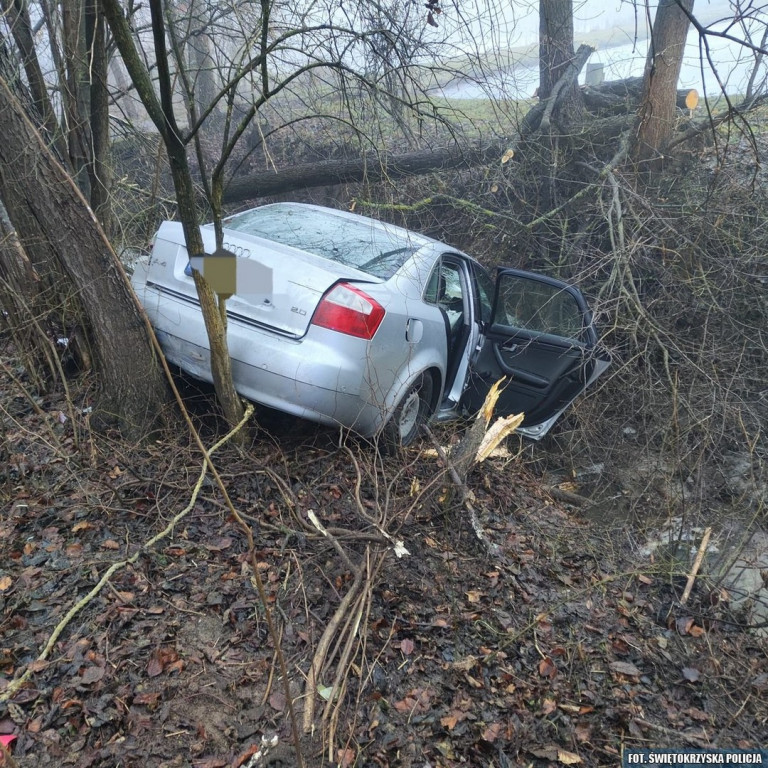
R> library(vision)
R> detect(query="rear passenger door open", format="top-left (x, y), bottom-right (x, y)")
top-left (461, 269), bottom-right (610, 438)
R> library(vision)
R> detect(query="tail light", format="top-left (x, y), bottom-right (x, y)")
top-left (311, 282), bottom-right (385, 339)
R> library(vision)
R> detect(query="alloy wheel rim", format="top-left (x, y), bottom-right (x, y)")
top-left (398, 389), bottom-right (421, 440)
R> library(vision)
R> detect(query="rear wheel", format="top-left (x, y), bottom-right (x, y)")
top-left (382, 373), bottom-right (433, 451)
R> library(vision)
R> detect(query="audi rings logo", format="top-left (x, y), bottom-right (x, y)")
top-left (223, 243), bottom-right (251, 258)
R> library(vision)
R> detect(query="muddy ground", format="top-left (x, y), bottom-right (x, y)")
top-left (1, 369), bottom-right (766, 767)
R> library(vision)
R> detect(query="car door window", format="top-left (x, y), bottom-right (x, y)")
top-left (495, 274), bottom-right (584, 341)
top-left (425, 261), bottom-right (464, 326)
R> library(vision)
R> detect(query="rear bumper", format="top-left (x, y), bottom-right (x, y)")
top-left (154, 325), bottom-right (386, 437)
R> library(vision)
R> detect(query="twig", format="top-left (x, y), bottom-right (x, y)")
top-left (680, 527), bottom-right (712, 605)
top-left (322, 581), bottom-right (367, 717)
top-left (323, 548), bottom-right (386, 761)
top-left (307, 510), bottom-right (359, 574)
top-left (303, 558), bottom-right (366, 733)
top-left (544, 485), bottom-right (591, 506)
top-left (0, 360), bottom-right (65, 452)
top-left (632, 718), bottom-right (710, 748)
top-left (343, 446), bottom-right (378, 526)
top-left (260, 641), bottom-right (280, 707)
top-left (323, 589), bottom-right (366, 725)
top-left (666, 93), bottom-right (768, 151)
top-left (323, 589), bottom-right (367, 763)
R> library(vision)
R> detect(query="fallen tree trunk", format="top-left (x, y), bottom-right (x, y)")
top-left (221, 141), bottom-right (507, 204)
top-left (582, 76), bottom-right (698, 115)
top-left (221, 51), bottom-right (596, 207)
top-left (221, 51), bottom-right (602, 207)
top-left (216, 76), bottom-right (697, 209)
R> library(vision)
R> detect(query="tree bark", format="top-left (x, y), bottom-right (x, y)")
top-left (86, 0), bottom-right (112, 233)
top-left (0, 74), bottom-right (172, 437)
top-left (61, 0), bottom-right (93, 198)
top-left (632, 0), bottom-right (695, 167)
top-left (186, 0), bottom-right (220, 124)
top-left (539, 43), bottom-right (594, 133)
top-left (221, 142), bottom-right (507, 204)
top-left (539, 0), bottom-right (584, 125)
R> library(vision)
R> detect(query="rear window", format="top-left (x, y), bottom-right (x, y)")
top-left (223, 205), bottom-right (418, 279)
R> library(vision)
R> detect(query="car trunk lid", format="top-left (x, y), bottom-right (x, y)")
top-left (221, 235), bottom-right (372, 338)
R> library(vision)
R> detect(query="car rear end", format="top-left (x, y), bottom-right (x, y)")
top-left (132, 203), bottom-right (446, 436)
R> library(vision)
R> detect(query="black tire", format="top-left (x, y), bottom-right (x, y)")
top-left (381, 373), bottom-right (433, 452)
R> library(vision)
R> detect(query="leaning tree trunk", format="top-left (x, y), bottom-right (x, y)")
top-left (0, 74), bottom-right (173, 438)
top-left (632, 0), bottom-right (695, 167)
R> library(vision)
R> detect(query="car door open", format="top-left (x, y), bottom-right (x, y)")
top-left (462, 268), bottom-right (610, 438)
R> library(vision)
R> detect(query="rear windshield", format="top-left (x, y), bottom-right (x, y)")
top-left (223, 205), bottom-right (418, 279)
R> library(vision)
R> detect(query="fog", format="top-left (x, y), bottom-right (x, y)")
top-left (433, 0), bottom-right (766, 99)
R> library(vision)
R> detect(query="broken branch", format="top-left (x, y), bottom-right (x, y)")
top-left (680, 526), bottom-right (712, 605)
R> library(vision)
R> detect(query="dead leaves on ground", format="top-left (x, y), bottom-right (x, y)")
top-left (0, 378), bottom-right (761, 767)
top-left (146, 646), bottom-right (182, 678)
top-left (530, 745), bottom-right (583, 764)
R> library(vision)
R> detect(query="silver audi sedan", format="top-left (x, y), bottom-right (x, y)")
top-left (131, 203), bottom-right (608, 446)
